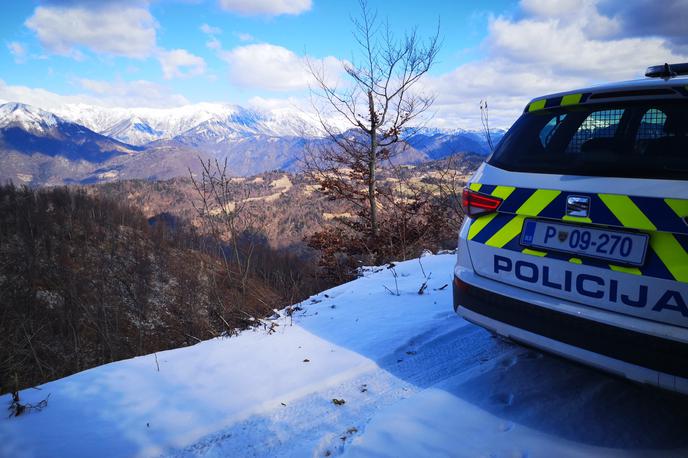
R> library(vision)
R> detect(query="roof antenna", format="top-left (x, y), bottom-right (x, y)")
top-left (646, 62), bottom-right (688, 78)
top-left (662, 63), bottom-right (676, 80)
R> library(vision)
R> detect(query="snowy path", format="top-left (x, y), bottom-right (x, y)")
top-left (1, 254), bottom-right (688, 457)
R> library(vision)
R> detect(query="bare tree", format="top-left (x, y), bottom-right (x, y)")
top-left (189, 158), bottom-right (258, 292)
top-left (306, 0), bottom-right (440, 239)
top-left (434, 155), bottom-right (468, 234)
top-left (480, 99), bottom-right (495, 153)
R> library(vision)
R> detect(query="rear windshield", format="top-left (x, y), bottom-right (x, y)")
top-left (488, 99), bottom-right (688, 180)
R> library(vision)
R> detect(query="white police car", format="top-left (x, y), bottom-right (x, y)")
top-left (454, 63), bottom-right (688, 394)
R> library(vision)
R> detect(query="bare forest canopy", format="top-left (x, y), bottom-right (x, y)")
top-left (90, 153), bottom-right (483, 251)
top-left (0, 185), bottom-right (326, 394)
top-left (0, 153), bottom-right (481, 393)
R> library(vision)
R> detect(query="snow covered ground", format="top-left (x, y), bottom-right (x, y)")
top-left (2, 253), bottom-right (688, 457)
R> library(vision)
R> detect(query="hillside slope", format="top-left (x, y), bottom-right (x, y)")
top-left (90, 154), bottom-right (481, 253)
top-left (0, 103), bottom-right (141, 185)
top-left (1, 254), bottom-right (687, 457)
top-left (0, 185), bottom-right (284, 394)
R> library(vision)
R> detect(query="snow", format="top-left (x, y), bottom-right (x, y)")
top-left (51, 102), bottom-right (326, 145)
top-left (1, 101), bottom-right (492, 151)
top-left (1, 253), bottom-right (687, 458)
top-left (0, 102), bottom-right (60, 132)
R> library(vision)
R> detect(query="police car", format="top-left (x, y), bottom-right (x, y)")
top-left (453, 63), bottom-right (688, 394)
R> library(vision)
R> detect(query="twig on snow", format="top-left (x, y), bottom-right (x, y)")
top-left (8, 392), bottom-right (50, 418)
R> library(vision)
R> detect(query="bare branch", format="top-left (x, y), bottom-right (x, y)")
top-left (305, 0), bottom-right (441, 243)
top-left (480, 99), bottom-right (495, 153)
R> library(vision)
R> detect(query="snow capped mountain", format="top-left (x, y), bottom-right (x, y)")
top-left (53, 102), bottom-right (324, 146)
top-left (0, 102), bottom-right (137, 157)
top-left (0, 102), bottom-right (61, 133)
top-left (0, 101), bottom-right (496, 186)
top-left (53, 103), bottom-right (227, 144)
top-left (0, 102), bottom-right (143, 185)
top-left (411, 126), bottom-right (506, 137)
top-left (20, 100), bottom-right (494, 153)
top-left (406, 127), bottom-right (506, 158)
top-left (101, 115), bottom-right (164, 146)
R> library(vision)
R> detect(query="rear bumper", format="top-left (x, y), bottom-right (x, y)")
top-left (453, 275), bottom-right (688, 394)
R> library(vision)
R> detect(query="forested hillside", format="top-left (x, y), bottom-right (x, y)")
top-left (0, 185), bottom-right (322, 393)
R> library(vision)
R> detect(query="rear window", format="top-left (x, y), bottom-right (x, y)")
top-left (488, 100), bottom-right (688, 180)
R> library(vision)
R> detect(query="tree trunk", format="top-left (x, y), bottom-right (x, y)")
top-left (368, 90), bottom-right (378, 237)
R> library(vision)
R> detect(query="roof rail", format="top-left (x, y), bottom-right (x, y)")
top-left (645, 62), bottom-right (688, 78)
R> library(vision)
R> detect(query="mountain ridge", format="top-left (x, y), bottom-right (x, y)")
top-left (53, 102), bottom-right (326, 145)
top-left (0, 101), bottom-right (500, 186)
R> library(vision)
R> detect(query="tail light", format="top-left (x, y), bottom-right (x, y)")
top-left (461, 187), bottom-right (503, 217)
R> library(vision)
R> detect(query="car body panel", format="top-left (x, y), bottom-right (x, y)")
top-left (454, 75), bottom-right (688, 394)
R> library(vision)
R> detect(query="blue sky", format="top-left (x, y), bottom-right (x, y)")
top-left (1, 0), bottom-right (687, 127)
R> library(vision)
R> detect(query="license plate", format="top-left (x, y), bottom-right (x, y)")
top-left (520, 219), bottom-right (649, 266)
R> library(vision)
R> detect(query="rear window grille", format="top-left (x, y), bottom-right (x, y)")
top-left (636, 108), bottom-right (667, 140)
top-left (566, 109), bottom-right (623, 154)
top-left (487, 99), bottom-right (688, 180)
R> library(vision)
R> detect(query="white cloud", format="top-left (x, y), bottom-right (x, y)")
top-left (157, 49), bottom-right (207, 79)
top-left (78, 79), bottom-right (119, 94)
top-left (200, 23), bottom-right (222, 35)
top-left (420, 59), bottom-right (584, 130)
top-left (25, 4), bottom-right (207, 81)
top-left (234, 32), bottom-right (255, 42)
top-left (221, 43), bottom-right (341, 91)
top-left (7, 41), bottom-right (27, 63)
top-left (422, 0), bottom-right (688, 129)
top-left (519, 0), bottom-right (620, 39)
top-left (206, 37), bottom-right (222, 50)
top-left (485, 18), bottom-right (676, 81)
top-left (25, 5), bottom-right (157, 59)
top-left (218, 0), bottom-right (311, 16)
top-left (247, 95), bottom-right (310, 112)
top-left (0, 79), bottom-right (189, 110)
top-left (0, 79), bottom-right (89, 110)
top-left (77, 78), bottom-right (189, 107)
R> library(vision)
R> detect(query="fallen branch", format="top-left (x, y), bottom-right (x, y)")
top-left (8, 391), bottom-right (50, 418)
top-left (184, 333), bottom-right (202, 343)
top-left (418, 281), bottom-right (428, 295)
top-left (383, 285), bottom-right (400, 296)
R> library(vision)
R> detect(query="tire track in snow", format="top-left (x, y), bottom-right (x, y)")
top-left (165, 319), bottom-right (519, 458)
